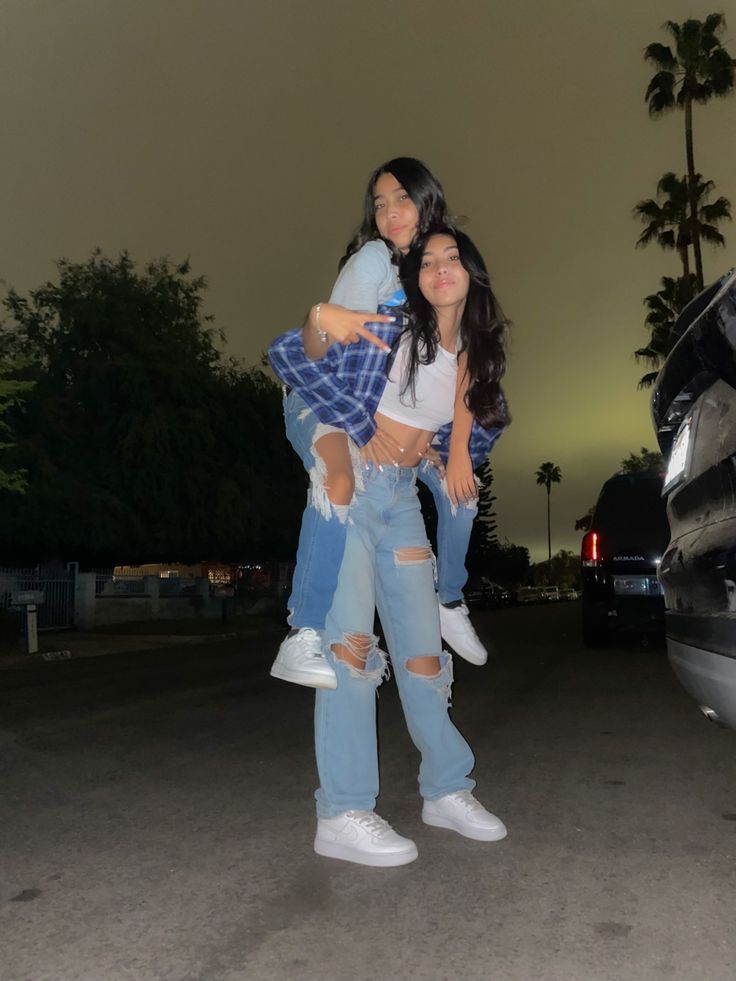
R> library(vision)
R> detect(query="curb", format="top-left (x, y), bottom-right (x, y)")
top-left (0, 625), bottom-right (283, 673)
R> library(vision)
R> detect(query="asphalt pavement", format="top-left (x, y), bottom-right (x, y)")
top-left (1, 603), bottom-right (735, 981)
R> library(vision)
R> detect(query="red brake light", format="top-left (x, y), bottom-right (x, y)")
top-left (582, 531), bottom-right (601, 565)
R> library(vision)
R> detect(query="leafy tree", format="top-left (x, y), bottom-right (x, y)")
top-left (620, 447), bottom-right (665, 473)
top-left (0, 356), bottom-right (33, 493)
top-left (634, 274), bottom-right (699, 387)
top-left (644, 14), bottom-right (736, 288)
top-left (535, 462), bottom-right (562, 561)
top-left (0, 251), bottom-right (305, 563)
top-left (533, 549), bottom-right (581, 589)
top-left (634, 172), bottom-right (731, 279)
top-left (482, 539), bottom-right (531, 588)
top-left (574, 507), bottom-right (594, 532)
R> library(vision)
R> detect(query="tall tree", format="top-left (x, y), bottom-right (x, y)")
top-left (634, 274), bottom-right (699, 387)
top-left (535, 462), bottom-right (562, 561)
top-left (634, 172), bottom-right (731, 279)
top-left (644, 14), bottom-right (736, 289)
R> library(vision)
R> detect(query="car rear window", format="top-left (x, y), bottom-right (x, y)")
top-left (593, 475), bottom-right (669, 544)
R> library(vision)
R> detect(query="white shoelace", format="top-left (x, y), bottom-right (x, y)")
top-left (451, 790), bottom-right (483, 812)
top-left (297, 628), bottom-right (324, 657)
top-left (346, 810), bottom-right (393, 837)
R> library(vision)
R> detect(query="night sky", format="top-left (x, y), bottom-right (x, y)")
top-left (2, 0), bottom-right (735, 560)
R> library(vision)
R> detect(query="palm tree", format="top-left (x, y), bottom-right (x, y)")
top-left (634, 172), bottom-right (731, 279)
top-left (634, 274), bottom-right (698, 387)
top-left (644, 14), bottom-right (736, 289)
top-left (535, 462), bottom-right (562, 561)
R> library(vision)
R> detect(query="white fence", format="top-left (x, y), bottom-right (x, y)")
top-left (0, 565), bottom-right (76, 631)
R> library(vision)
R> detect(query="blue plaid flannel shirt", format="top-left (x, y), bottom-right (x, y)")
top-left (268, 305), bottom-right (504, 468)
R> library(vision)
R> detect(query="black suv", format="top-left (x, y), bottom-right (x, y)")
top-left (581, 472), bottom-right (670, 646)
top-left (652, 268), bottom-right (736, 727)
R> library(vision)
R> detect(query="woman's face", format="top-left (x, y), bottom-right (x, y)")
top-left (372, 172), bottom-right (420, 253)
top-left (418, 234), bottom-right (470, 310)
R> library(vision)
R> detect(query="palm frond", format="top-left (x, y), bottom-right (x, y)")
top-left (703, 12), bottom-right (727, 38)
top-left (698, 224), bottom-right (726, 246)
top-left (656, 171), bottom-right (683, 195)
top-left (645, 71), bottom-right (676, 112)
top-left (633, 198), bottom-right (662, 219)
top-left (638, 371), bottom-right (659, 390)
top-left (644, 42), bottom-right (676, 69)
top-left (634, 345), bottom-right (663, 366)
top-left (700, 198), bottom-right (732, 222)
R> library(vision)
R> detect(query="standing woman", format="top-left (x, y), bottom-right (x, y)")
top-left (274, 227), bottom-right (511, 866)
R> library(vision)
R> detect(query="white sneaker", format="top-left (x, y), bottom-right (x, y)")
top-left (270, 628), bottom-right (337, 690)
top-left (439, 603), bottom-right (488, 665)
top-left (422, 791), bottom-right (507, 841)
top-left (314, 810), bottom-right (418, 867)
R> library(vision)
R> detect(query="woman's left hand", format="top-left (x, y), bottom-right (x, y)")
top-left (360, 427), bottom-right (404, 468)
top-left (445, 449), bottom-right (478, 507)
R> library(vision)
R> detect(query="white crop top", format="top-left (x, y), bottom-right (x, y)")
top-left (377, 334), bottom-right (457, 430)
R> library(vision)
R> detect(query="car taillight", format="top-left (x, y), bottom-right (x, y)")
top-left (582, 531), bottom-right (601, 566)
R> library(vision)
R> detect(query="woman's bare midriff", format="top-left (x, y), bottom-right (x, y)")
top-left (373, 412), bottom-right (436, 467)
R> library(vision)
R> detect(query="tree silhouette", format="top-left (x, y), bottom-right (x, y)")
top-left (0, 251), bottom-right (306, 563)
top-left (644, 14), bottom-right (736, 289)
top-left (620, 447), bottom-right (665, 473)
top-left (634, 274), bottom-right (699, 387)
top-left (634, 172), bottom-right (731, 279)
top-left (535, 462), bottom-right (562, 561)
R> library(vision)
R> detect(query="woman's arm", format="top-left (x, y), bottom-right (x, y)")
top-left (445, 353), bottom-right (478, 506)
top-left (302, 241), bottom-right (398, 360)
top-left (301, 303), bottom-right (392, 360)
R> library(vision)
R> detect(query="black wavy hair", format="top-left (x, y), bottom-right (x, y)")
top-left (397, 226), bottom-right (510, 431)
top-left (339, 157), bottom-right (451, 269)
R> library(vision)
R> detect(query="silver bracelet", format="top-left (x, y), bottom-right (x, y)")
top-left (314, 303), bottom-right (328, 343)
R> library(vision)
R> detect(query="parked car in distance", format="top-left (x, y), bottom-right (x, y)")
top-left (560, 588), bottom-right (579, 601)
top-left (652, 268), bottom-right (736, 728)
top-left (465, 577), bottom-right (511, 610)
top-left (517, 586), bottom-right (545, 605)
top-left (580, 471), bottom-right (669, 646)
top-left (540, 586), bottom-right (561, 602)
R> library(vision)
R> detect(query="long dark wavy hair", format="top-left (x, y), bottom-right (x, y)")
top-left (397, 227), bottom-right (510, 430)
top-left (339, 157), bottom-right (451, 269)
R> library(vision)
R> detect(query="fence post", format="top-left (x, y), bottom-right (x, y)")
top-left (74, 573), bottom-right (97, 630)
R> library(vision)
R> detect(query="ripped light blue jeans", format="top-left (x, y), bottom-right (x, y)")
top-left (284, 392), bottom-right (478, 630)
top-left (314, 464), bottom-right (475, 818)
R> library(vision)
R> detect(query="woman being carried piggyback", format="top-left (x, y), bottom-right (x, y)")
top-left (269, 158), bottom-right (505, 690)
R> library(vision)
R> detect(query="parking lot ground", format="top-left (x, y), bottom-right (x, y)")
top-left (1, 602), bottom-right (735, 981)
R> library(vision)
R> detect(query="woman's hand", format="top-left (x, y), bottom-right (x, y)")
top-left (308, 303), bottom-right (393, 351)
top-left (419, 444), bottom-right (446, 478)
top-left (360, 427), bottom-right (405, 468)
top-left (445, 447), bottom-right (478, 507)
